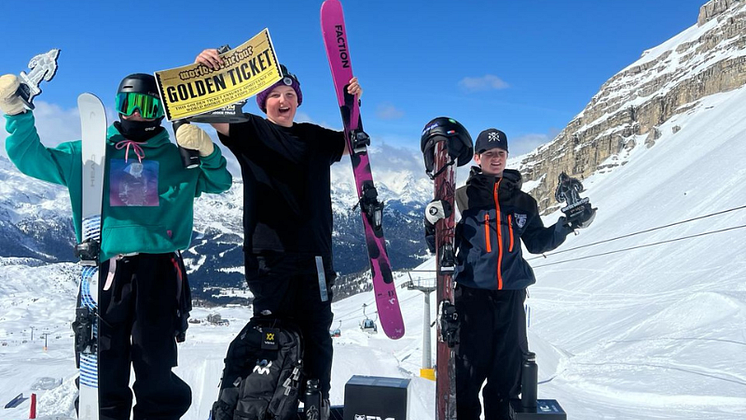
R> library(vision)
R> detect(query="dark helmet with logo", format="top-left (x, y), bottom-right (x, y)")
top-left (115, 73), bottom-right (164, 120)
top-left (420, 117), bottom-right (473, 177)
top-left (117, 73), bottom-right (160, 97)
top-left (114, 73), bottom-right (165, 141)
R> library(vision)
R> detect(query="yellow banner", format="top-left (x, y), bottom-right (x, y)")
top-left (155, 29), bottom-right (281, 121)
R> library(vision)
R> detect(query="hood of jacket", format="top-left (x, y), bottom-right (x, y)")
top-left (106, 123), bottom-right (170, 149)
top-left (465, 166), bottom-right (523, 191)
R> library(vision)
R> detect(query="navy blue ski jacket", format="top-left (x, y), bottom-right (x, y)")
top-left (453, 168), bottom-right (573, 290)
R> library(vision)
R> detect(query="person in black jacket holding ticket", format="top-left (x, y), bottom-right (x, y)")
top-left (194, 48), bottom-right (362, 415)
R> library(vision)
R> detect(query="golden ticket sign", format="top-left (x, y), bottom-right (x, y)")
top-left (154, 29), bottom-right (281, 121)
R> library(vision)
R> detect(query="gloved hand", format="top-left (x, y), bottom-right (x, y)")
top-left (175, 123), bottom-right (215, 157)
top-left (555, 217), bottom-right (575, 236)
top-left (568, 205), bottom-right (596, 229)
top-left (0, 74), bottom-right (27, 116)
top-left (558, 205), bottom-right (597, 233)
top-left (424, 199), bottom-right (451, 253)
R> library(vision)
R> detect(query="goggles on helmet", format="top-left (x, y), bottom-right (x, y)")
top-left (115, 92), bottom-right (164, 119)
top-left (279, 64), bottom-right (300, 86)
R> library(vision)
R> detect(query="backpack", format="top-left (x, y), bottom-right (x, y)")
top-left (211, 318), bottom-right (304, 420)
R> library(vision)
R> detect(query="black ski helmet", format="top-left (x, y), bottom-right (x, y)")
top-left (114, 73), bottom-right (164, 141)
top-left (117, 73), bottom-right (160, 98)
top-left (420, 117), bottom-right (473, 176)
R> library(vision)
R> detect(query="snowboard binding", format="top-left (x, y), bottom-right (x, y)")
top-left (351, 129), bottom-right (371, 154)
top-left (555, 172), bottom-right (596, 229)
top-left (357, 180), bottom-right (384, 230)
top-left (439, 301), bottom-right (459, 348)
top-left (72, 307), bottom-right (98, 354)
top-left (74, 238), bottom-right (101, 266)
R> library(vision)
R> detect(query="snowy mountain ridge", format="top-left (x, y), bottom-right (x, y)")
top-left (517, 0), bottom-right (746, 212)
top-left (0, 144), bottom-right (431, 302)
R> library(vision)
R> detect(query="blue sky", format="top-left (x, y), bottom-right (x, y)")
top-left (2, 0), bottom-right (707, 155)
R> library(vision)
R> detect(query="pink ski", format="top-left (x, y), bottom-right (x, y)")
top-left (321, 0), bottom-right (404, 339)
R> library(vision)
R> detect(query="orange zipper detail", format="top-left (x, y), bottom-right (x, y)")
top-left (493, 180), bottom-right (503, 290)
top-left (484, 214), bottom-right (492, 253)
top-left (508, 214), bottom-right (514, 252)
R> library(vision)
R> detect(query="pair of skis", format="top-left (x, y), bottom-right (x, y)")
top-left (321, 0), bottom-right (405, 340)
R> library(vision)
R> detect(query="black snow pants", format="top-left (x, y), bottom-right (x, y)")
top-left (455, 285), bottom-right (528, 420)
top-left (97, 253), bottom-right (192, 420)
top-left (244, 252), bottom-right (336, 398)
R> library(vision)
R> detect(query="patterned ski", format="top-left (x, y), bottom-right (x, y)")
top-left (321, 0), bottom-right (404, 339)
top-left (75, 93), bottom-right (107, 420)
top-left (433, 140), bottom-right (457, 420)
top-left (421, 117), bottom-right (472, 420)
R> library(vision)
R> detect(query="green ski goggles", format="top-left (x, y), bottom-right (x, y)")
top-left (115, 92), bottom-right (165, 119)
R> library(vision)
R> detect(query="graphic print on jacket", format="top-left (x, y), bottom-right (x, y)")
top-left (454, 168), bottom-right (569, 290)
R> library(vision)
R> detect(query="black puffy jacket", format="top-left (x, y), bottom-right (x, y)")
top-left (454, 168), bottom-right (572, 290)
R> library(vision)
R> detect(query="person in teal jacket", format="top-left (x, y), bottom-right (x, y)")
top-left (0, 72), bottom-right (232, 420)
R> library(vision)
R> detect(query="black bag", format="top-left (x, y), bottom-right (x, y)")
top-left (211, 318), bottom-right (304, 420)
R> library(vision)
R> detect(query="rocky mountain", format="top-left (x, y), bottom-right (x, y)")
top-left (517, 0), bottom-right (746, 212)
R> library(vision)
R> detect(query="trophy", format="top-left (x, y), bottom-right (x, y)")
top-left (16, 49), bottom-right (61, 109)
top-left (555, 172), bottom-right (596, 229)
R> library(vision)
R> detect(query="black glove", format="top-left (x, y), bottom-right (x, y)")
top-left (555, 217), bottom-right (575, 236)
top-left (561, 205), bottom-right (597, 231)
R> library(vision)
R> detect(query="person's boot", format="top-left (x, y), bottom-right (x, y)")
top-left (321, 398), bottom-right (331, 420)
top-left (489, 398), bottom-right (515, 420)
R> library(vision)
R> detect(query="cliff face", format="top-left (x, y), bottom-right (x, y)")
top-left (520, 0), bottom-right (746, 212)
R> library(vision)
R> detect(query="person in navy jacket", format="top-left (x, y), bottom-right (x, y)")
top-left (453, 128), bottom-right (578, 420)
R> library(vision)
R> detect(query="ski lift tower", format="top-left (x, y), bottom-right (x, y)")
top-left (403, 271), bottom-right (437, 380)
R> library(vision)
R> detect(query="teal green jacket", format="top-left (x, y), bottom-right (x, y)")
top-left (4, 111), bottom-right (232, 262)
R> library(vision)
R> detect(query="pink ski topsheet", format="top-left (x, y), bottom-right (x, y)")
top-left (321, 0), bottom-right (404, 339)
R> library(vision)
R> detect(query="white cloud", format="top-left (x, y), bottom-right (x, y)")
top-left (294, 111), bottom-right (315, 124)
top-left (376, 103), bottom-right (405, 120)
top-left (510, 133), bottom-right (552, 156)
top-left (458, 74), bottom-right (509, 92)
top-left (1, 101), bottom-right (81, 158)
top-left (331, 138), bottom-right (427, 192)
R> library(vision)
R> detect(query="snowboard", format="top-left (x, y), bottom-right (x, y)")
top-left (434, 141), bottom-right (458, 420)
top-left (421, 117), bottom-right (473, 420)
top-left (73, 93), bottom-right (107, 420)
top-left (321, 0), bottom-right (404, 340)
